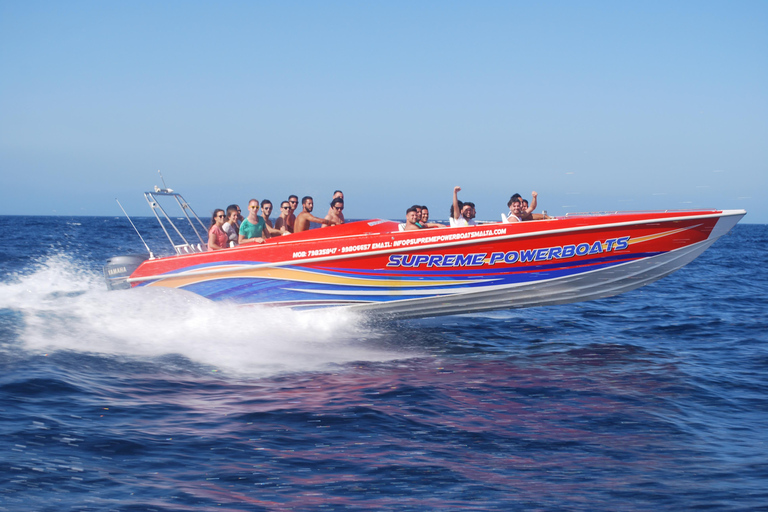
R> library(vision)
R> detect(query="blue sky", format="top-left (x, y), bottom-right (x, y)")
top-left (1, 0), bottom-right (766, 222)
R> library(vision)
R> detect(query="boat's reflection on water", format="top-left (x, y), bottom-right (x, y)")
top-left (93, 346), bottom-right (693, 508)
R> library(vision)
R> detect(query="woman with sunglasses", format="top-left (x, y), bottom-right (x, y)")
top-left (208, 209), bottom-right (229, 250)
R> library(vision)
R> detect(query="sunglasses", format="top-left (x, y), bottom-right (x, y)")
top-left (250, 205), bottom-right (259, 209)
top-left (334, 207), bottom-right (343, 211)
top-left (281, 206), bottom-right (290, 209)
top-left (215, 214), bottom-right (225, 218)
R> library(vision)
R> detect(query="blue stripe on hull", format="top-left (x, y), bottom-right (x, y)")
top-left (169, 255), bottom-right (646, 306)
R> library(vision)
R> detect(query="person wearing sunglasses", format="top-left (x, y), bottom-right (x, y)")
top-left (274, 201), bottom-right (293, 234)
top-left (260, 199), bottom-right (285, 236)
top-left (325, 190), bottom-right (345, 224)
top-left (207, 209), bottom-right (229, 250)
top-left (285, 195), bottom-right (299, 233)
top-left (323, 197), bottom-right (345, 228)
top-left (238, 199), bottom-right (269, 244)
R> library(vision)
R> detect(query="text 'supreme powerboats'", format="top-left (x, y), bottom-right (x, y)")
top-left (105, 187), bottom-right (745, 319)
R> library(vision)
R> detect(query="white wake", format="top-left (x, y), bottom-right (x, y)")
top-left (0, 254), bottom-right (410, 377)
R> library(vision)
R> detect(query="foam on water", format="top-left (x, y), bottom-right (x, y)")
top-left (0, 254), bottom-right (411, 376)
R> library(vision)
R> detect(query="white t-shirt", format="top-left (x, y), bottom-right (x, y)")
top-left (450, 217), bottom-right (477, 227)
top-left (222, 222), bottom-right (239, 242)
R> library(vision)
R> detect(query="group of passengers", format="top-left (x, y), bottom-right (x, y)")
top-left (209, 187), bottom-right (551, 247)
top-left (208, 191), bottom-right (346, 250)
top-left (402, 186), bottom-right (551, 231)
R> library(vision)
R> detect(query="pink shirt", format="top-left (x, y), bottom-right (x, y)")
top-left (209, 225), bottom-right (229, 250)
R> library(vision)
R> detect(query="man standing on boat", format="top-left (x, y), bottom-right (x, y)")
top-left (295, 196), bottom-right (334, 233)
top-left (239, 199), bottom-right (269, 244)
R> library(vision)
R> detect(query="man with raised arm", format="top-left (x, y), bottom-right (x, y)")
top-left (451, 186), bottom-right (477, 227)
top-left (238, 199), bottom-right (269, 244)
top-left (294, 196), bottom-right (333, 233)
top-left (520, 192), bottom-right (551, 220)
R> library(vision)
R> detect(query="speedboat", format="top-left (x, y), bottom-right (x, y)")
top-left (104, 188), bottom-right (746, 319)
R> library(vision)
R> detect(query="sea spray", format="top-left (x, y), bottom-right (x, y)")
top-left (0, 254), bottom-right (414, 376)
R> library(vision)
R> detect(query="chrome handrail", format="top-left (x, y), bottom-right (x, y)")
top-left (144, 190), bottom-right (208, 254)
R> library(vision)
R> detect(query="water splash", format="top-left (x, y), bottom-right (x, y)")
top-left (0, 254), bottom-right (411, 376)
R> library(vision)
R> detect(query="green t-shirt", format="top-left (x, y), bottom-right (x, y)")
top-left (239, 217), bottom-right (266, 239)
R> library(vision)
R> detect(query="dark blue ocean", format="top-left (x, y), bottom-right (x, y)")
top-left (1, 216), bottom-right (766, 511)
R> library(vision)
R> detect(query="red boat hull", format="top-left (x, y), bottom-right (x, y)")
top-left (123, 209), bottom-right (745, 318)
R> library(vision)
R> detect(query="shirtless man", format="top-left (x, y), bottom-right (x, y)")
top-left (403, 206), bottom-right (422, 231)
top-left (322, 198), bottom-right (344, 228)
top-left (326, 190), bottom-right (345, 224)
top-left (239, 199), bottom-right (269, 244)
top-left (286, 195), bottom-right (299, 233)
top-left (294, 196), bottom-right (333, 233)
top-left (260, 200), bottom-right (284, 236)
top-left (274, 201), bottom-right (292, 233)
top-left (451, 186), bottom-right (477, 227)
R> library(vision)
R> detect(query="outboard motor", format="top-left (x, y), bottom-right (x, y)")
top-left (103, 255), bottom-right (148, 290)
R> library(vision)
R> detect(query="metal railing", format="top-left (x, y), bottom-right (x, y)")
top-left (144, 190), bottom-right (208, 255)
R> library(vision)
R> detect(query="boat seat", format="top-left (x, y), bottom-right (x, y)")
top-left (398, 223), bottom-right (406, 231)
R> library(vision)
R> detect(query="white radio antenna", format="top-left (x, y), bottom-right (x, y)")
top-left (116, 198), bottom-right (154, 259)
top-left (157, 170), bottom-right (173, 193)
